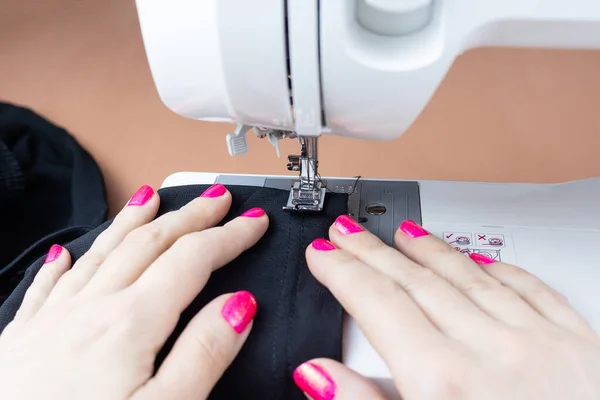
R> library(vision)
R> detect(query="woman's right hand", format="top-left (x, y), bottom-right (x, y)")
top-left (298, 216), bottom-right (600, 400)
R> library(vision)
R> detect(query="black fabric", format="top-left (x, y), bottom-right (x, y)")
top-left (0, 102), bottom-right (107, 305)
top-left (0, 185), bottom-right (346, 400)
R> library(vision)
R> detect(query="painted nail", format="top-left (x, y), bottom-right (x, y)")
top-left (399, 220), bottom-right (429, 238)
top-left (44, 245), bottom-right (63, 264)
top-left (200, 183), bottom-right (227, 198)
top-left (127, 185), bottom-right (154, 206)
top-left (470, 253), bottom-right (496, 265)
top-left (221, 291), bottom-right (257, 334)
top-left (312, 238), bottom-right (336, 251)
top-left (333, 215), bottom-right (364, 235)
top-left (293, 362), bottom-right (336, 400)
top-left (241, 208), bottom-right (265, 218)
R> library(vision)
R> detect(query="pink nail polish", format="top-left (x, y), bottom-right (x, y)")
top-left (311, 238), bottom-right (336, 251)
top-left (200, 184), bottom-right (227, 198)
top-left (470, 253), bottom-right (496, 265)
top-left (44, 245), bottom-right (63, 263)
top-left (333, 215), bottom-right (364, 235)
top-left (221, 291), bottom-right (257, 334)
top-left (293, 362), bottom-right (336, 400)
top-left (399, 220), bottom-right (429, 238)
top-left (241, 208), bottom-right (265, 218)
top-left (127, 185), bottom-right (154, 206)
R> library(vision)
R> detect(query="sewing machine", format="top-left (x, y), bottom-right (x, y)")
top-left (135, 1), bottom-right (600, 398)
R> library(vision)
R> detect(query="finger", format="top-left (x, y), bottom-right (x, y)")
top-left (130, 208), bottom-right (268, 322)
top-left (293, 358), bottom-right (387, 400)
top-left (306, 238), bottom-right (447, 377)
top-left (14, 245), bottom-right (71, 322)
top-left (470, 253), bottom-right (600, 343)
top-left (83, 184), bottom-right (232, 296)
top-left (394, 220), bottom-right (548, 329)
top-left (131, 292), bottom-right (257, 400)
top-left (327, 216), bottom-right (493, 340)
top-left (45, 185), bottom-right (159, 304)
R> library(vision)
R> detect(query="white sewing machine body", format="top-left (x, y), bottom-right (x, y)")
top-left (162, 173), bottom-right (600, 399)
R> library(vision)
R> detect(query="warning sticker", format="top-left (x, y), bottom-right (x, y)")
top-left (427, 224), bottom-right (515, 265)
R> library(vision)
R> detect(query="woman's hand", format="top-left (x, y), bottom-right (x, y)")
top-left (299, 216), bottom-right (600, 400)
top-left (0, 184), bottom-right (269, 400)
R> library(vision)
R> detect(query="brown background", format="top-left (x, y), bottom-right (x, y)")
top-left (1, 0), bottom-right (600, 215)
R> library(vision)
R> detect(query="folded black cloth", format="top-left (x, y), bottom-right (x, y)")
top-left (0, 102), bottom-right (107, 305)
top-left (0, 185), bottom-right (346, 400)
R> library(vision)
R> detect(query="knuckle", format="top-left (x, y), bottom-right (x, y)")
top-left (416, 364), bottom-right (467, 398)
top-left (359, 236), bottom-right (389, 252)
top-left (459, 275), bottom-right (499, 295)
top-left (431, 245), bottom-right (458, 258)
top-left (520, 277), bottom-right (553, 299)
top-left (503, 263), bottom-right (532, 280)
top-left (173, 232), bottom-right (216, 261)
top-left (495, 330), bottom-right (540, 369)
top-left (425, 246), bottom-right (459, 265)
top-left (400, 268), bottom-right (439, 296)
top-left (75, 251), bottom-right (104, 269)
top-left (32, 267), bottom-right (52, 286)
top-left (192, 330), bottom-right (230, 370)
top-left (126, 224), bottom-right (164, 246)
top-left (173, 231), bottom-right (201, 249)
top-left (220, 226), bottom-right (249, 250)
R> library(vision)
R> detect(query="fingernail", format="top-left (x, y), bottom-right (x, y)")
top-left (127, 185), bottom-right (154, 206)
top-left (200, 183), bottom-right (227, 198)
top-left (221, 291), bottom-right (257, 334)
top-left (44, 245), bottom-right (63, 263)
top-left (399, 220), bottom-right (429, 238)
top-left (293, 362), bottom-right (336, 400)
top-left (311, 238), bottom-right (336, 251)
top-left (470, 253), bottom-right (496, 265)
top-left (241, 207), bottom-right (265, 218)
top-left (333, 215), bottom-right (363, 235)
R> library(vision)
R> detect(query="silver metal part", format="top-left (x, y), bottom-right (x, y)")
top-left (252, 127), bottom-right (297, 158)
top-left (215, 175), bottom-right (422, 247)
top-left (229, 126), bottom-right (325, 212)
top-left (283, 136), bottom-right (326, 212)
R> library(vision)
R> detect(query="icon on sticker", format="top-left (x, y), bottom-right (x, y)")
top-left (488, 237), bottom-right (504, 246)
top-left (455, 236), bottom-right (471, 246)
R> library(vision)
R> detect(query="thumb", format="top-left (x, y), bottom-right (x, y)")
top-left (293, 358), bottom-right (387, 400)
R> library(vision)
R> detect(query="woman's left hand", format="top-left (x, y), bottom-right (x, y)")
top-left (0, 184), bottom-right (269, 400)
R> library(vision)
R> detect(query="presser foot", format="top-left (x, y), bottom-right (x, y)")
top-left (283, 180), bottom-right (326, 212)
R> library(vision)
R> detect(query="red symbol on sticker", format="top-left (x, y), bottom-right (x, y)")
top-left (446, 233), bottom-right (454, 239)
top-left (478, 235), bottom-right (486, 241)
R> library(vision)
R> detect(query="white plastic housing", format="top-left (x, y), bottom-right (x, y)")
top-left (322, 0), bottom-right (600, 140)
top-left (135, 0), bottom-right (293, 130)
top-left (137, 0), bottom-right (600, 141)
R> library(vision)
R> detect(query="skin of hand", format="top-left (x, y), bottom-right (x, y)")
top-left (296, 216), bottom-right (600, 400)
top-left (0, 184), bottom-right (269, 400)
